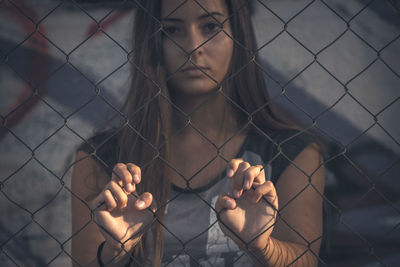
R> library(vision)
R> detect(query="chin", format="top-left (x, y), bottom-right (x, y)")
top-left (169, 81), bottom-right (220, 97)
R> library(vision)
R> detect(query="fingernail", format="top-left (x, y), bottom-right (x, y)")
top-left (126, 183), bottom-right (133, 192)
top-left (136, 200), bottom-right (145, 208)
top-left (233, 189), bottom-right (240, 198)
top-left (227, 169), bottom-right (234, 178)
top-left (133, 174), bottom-right (140, 184)
top-left (227, 199), bottom-right (235, 209)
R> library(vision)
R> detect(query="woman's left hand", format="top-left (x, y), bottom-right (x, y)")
top-left (215, 159), bottom-right (279, 252)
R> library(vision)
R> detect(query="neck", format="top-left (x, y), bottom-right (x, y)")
top-left (170, 90), bottom-right (241, 145)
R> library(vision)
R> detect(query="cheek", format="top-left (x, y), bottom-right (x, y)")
top-left (163, 41), bottom-right (185, 73)
top-left (209, 33), bottom-right (234, 70)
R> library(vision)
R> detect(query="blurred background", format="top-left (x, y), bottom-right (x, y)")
top-left (0, 0), bottom-right (399, 266)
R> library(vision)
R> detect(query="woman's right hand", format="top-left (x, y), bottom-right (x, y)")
top-left (90, 163), bottom-right (155, 253)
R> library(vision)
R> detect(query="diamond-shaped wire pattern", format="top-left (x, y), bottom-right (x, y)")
top-left (1, 0), bottom-right (399, 266)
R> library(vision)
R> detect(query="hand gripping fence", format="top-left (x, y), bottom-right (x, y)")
top-left (0, 0), bottom-right (399, 266)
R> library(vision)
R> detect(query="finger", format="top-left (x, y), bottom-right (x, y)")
top-left (104, 189), bottom-right (118, 211)
top-left (126, 163), bottom-right (141, 184)
top-left (215, 194), bottom-right (236, 212)
top-left (135, 192), bottom-right (153, 210)
top-left (112, 163), bottom-right (134, 193)
top-left (226, 158), bottom-right (244, 178)
top-left (231, 161), bottom-right (250, 198)
top-left (254, 181), bottom-right (278, 210)
top-left (108, 180), bottom-right (129, 209)
top-left (243, 165), bottom-right (263, 190)
top-left (254, 165), bottom-right (266, 185)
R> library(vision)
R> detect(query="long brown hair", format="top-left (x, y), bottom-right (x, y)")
top-left (117, 0), bottom-right (292, 265)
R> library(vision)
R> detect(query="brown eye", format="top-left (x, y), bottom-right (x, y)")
top-left (164, 26), bottom-right (179, 35)
top-left (204, 23), bottom-right (220, 32)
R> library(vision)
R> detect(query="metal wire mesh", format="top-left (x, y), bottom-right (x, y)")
top-left (0, 0), bottom-right (399, 266)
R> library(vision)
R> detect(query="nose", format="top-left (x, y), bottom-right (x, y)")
top-left (184, 27), bottom-right (204, 58)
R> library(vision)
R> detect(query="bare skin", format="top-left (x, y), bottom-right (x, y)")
top-left (71, 0), bottom-right (325, 266)
top-left (71, 143), bottom-right (324, 266)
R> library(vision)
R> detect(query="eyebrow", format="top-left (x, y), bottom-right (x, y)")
top-left (161, 11), bottom-right (225, 22)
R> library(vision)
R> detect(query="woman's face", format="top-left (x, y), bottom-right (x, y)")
top-left (161, 0), bottom-right (234, 97)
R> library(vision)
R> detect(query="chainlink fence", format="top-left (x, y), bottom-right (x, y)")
top-left (0, 0), bottom-right (399, 266)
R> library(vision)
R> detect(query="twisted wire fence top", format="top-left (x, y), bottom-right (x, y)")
top-left (0, 0), bottom-right (399, 266)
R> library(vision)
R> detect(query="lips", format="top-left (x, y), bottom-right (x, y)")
top-left (175, 59), bottom-right (211, 77)
top-left (179, 65), bottom-right (209, 77)
top-left (181, 65), bottom-right (209, 72)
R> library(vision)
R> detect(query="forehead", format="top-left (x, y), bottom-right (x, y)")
top-left (161, 0), bottom-right (229, 20)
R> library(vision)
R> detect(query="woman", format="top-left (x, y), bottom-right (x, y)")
top-left (71, 0), bottom-right (325, 266)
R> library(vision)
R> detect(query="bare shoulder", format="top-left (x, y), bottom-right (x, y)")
top-left (275, 142), bottom-right (325, 201)
top-left (71, 150), bottom-right (108, 204)
top-left (272, 142), bottom-right (325, 253)
top-left (289, 142), bottom-right (324, 176)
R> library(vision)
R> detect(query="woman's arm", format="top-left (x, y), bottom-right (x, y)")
top-left (71, 151), bottom-right (140, 266)
top-left (251, 143), bottom-right (325, 266)
top-left (71, 151), bottom-right (108, 266)
top-left (216, 143), bottom-right (325, 266)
